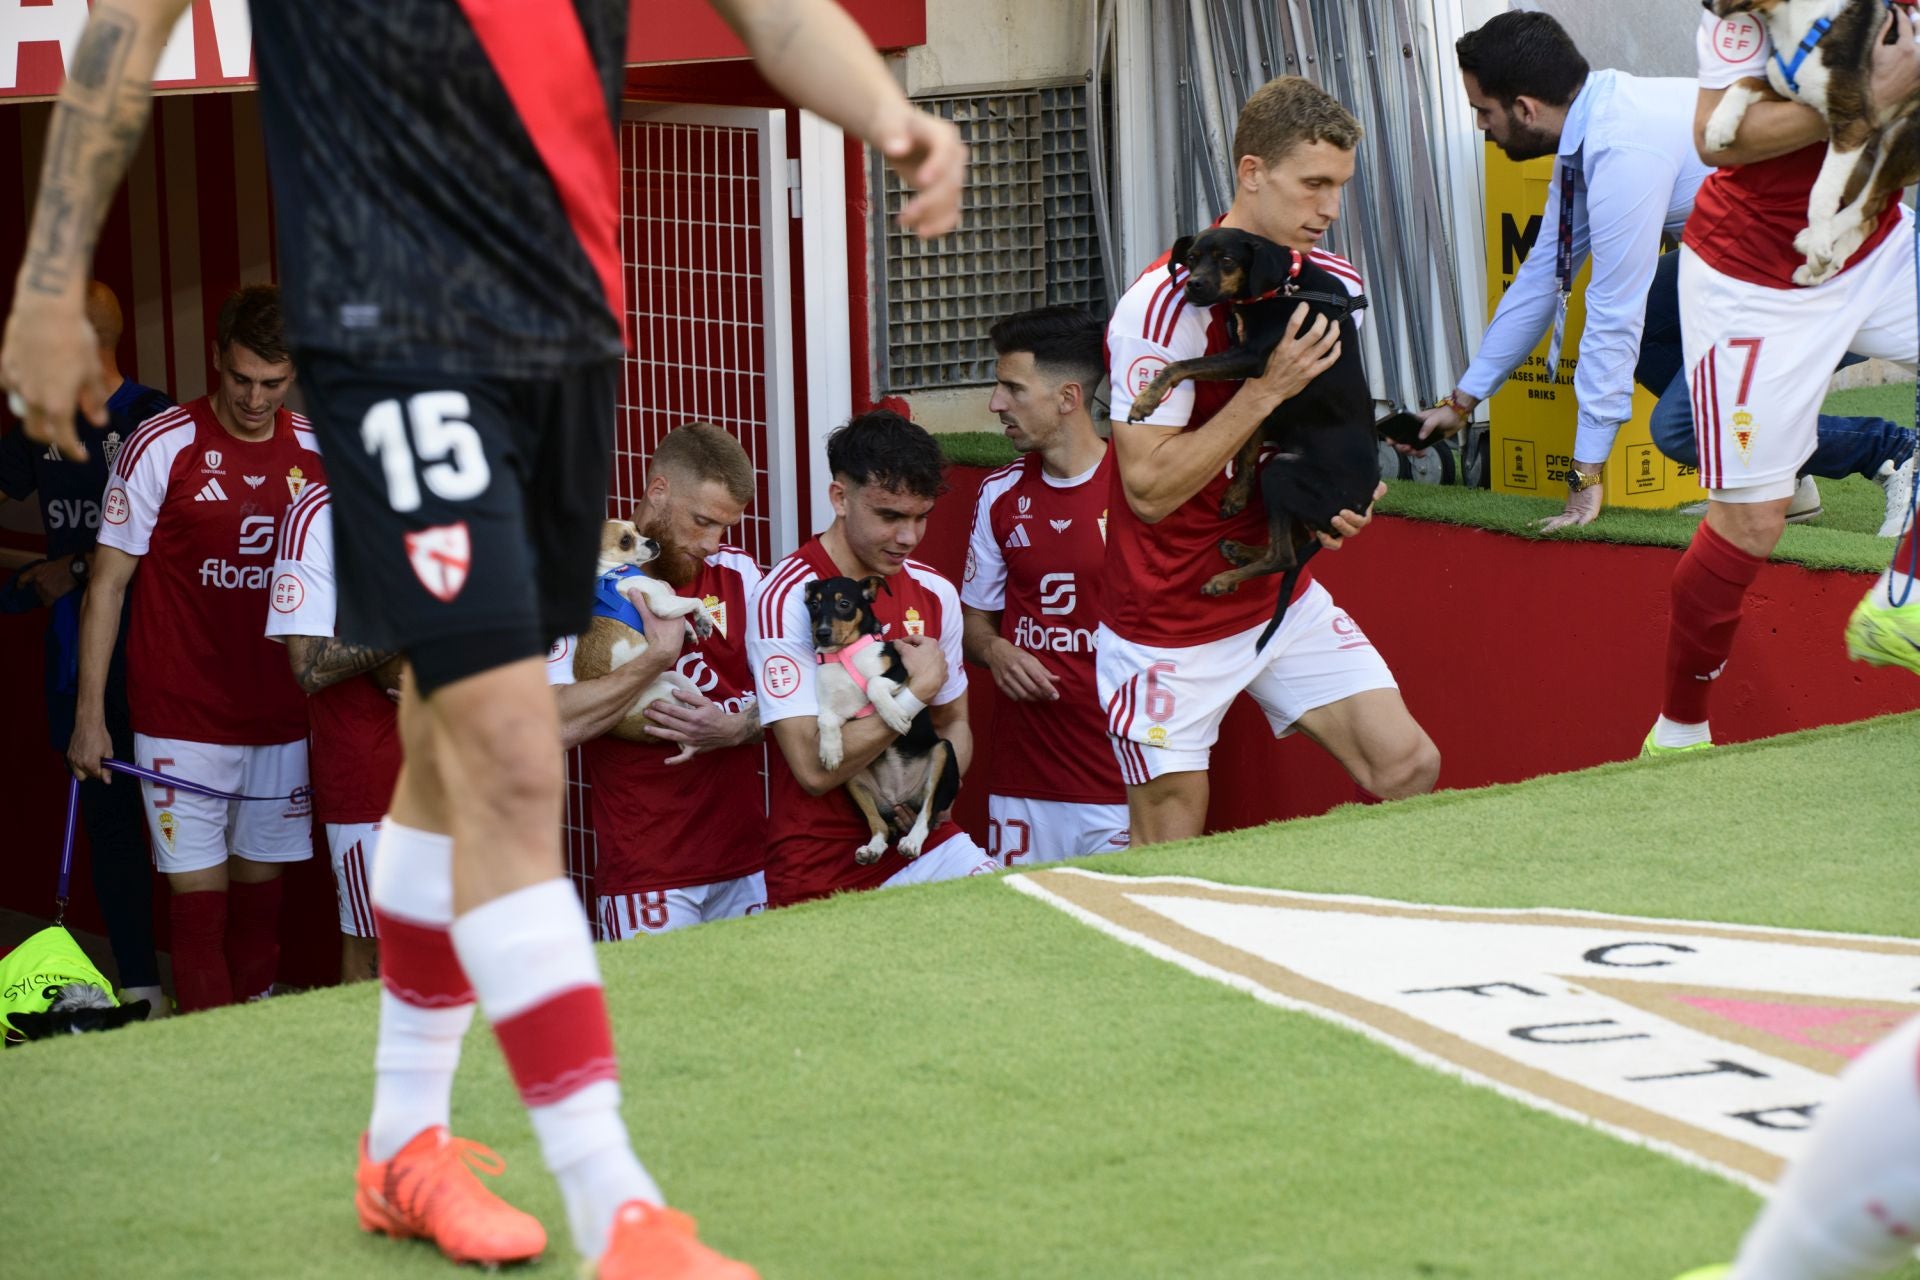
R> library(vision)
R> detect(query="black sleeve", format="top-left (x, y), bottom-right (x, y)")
top-left (0, 427), bottom-right (37, 501)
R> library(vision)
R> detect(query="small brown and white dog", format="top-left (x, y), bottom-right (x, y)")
top-left (572, 519), bottom-right (713, 759)
top-left (1703, 0), bottom-right (1920, 284)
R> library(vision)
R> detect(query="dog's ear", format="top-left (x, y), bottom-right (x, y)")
top-left (5, 1012), bottom-right (56, 1041)
top-left (804, 581), bottom-right (823, 604)
top-left (106, 1000), bottom-right (150, 1028)
top-left (1169, 236), bottom-right (1196, 276)
top-left (861, 575), bottom-right (889, 601)
top-left (1245, 237), bottom-right (1297, 297)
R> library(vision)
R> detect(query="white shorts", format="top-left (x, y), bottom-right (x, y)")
top-left (1096, 580), bottom-right (1397, 784)
top-left (878, 833), bottom-right (999, 889)
top-left (326, 821), bottom-right (379, 939)
top-left (987, 795), bottom-right (1130, 866)
top-left (596, 872), bottom-right (768, 939)
top-left (1680, 212), bottom-right (1918, 501)
top-left (133, 734), bottom-right (313, 875)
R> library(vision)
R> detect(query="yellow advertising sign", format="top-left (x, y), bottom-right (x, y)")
top-left (1483, 144), bottom-right (1705, 507)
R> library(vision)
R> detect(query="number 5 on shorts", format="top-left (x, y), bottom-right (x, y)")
top-left (361, 392), bottom-right (491, 513)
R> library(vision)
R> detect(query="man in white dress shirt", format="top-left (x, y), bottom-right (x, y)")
top-left (1417, 11), bottom-right (1916, 535)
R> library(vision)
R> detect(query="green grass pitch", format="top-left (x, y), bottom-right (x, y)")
top-left (7, 711), bottom-right (1919, 1278)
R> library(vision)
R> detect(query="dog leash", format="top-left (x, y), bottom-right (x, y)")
top-left (100, 757), bottom-right (304, 803)
top-left (1891, 216), bottom-right (1920, 606)
top-left (55, 776), bottom-right (78, 926)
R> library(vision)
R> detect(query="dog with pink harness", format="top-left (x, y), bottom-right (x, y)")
top-left (805, 575), bottom-right (961, 864)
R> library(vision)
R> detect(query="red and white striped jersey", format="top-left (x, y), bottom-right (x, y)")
top-left (1103, 239), bottom-right (1364, 648)
top-left (99, 398), bottom-right (325, 744)
top-left (264, 483), bottom-right (403, 825)
top-left (748, 535), bottom-right (968, 905)
top-left (962, 449), bottom-right (1125, 804)
top-left (579, 547), bottom-right (768, 897)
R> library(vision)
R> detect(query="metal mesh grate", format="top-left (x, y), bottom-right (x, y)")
top-left (562, 115), bottom-right (778, 921)
top-left (876, 82), bottom-right (1108, 391)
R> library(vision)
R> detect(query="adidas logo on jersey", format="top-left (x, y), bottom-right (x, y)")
top-left (1004, 524), bottom-right (1032, 550)
top-left (195, 479), bottom-right (229, 502)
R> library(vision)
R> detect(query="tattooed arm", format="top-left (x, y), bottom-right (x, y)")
top-left (0, 0), bottom-right (191, 461)
top-left (283, 635), bottom-right (402, 697)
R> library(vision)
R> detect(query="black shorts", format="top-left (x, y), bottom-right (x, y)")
top-left (298, 354), bottom-right (615, 695)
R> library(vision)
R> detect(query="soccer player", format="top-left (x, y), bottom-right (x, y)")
top-left (576, 424), bottom-right (769, 935)
top-left (1102, 76), bottom-right (1440, 846)
top-left (1647, 9), bottom-right (1920, 754)
top-left (0, 1), bottom-right (963, 1274)
top-left (1417, 12), bottom-right (1918, 535)
top-left (750, 411), bottom-right (998, 906)
top-left (264, 480), bottom-right (401, 983)
top-left (73, 285), bottom-right (321, 1012)
top-left (1672, 1014), bottom-right (1920, 1280)
top-left (961, 306), bottom-right (1129, 864)
top-left (0, 281), bottom-right (171, 1013)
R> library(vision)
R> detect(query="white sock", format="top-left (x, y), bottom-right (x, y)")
top-left (366, 821), bottom-right (475, 1163)
top-left (531, 1079), bottom-right (663, 1257)
top-left (1874, 566), bottom-right (1920, 608)
top-left (1732, 1015), bottom-right (1920, 1280)
top-left (452, 879), bottom-right (659, 1259)
top-left (1653, 714), bottom-right (1712, 749)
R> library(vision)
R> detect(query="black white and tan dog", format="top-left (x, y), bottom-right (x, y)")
top-left (1703, 0), bottom-right (1920, 284)
top-left (573, 518), bottom-right (714, 758)
top-left (805, 575), bottom-right (959, 865)
top-left (1127, 226), bottom-right (1421, 647)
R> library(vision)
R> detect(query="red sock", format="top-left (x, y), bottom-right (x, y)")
top-left (1663, 521), bottom-right (1767, 724)
top-left (1352, 783), bottom-right (1383, 806)
top-left (226, 877), bottom-right (284, 1001)
top-left (170, 890), bottom-right (232, 1012)
top-left (375, 909), bottom-right (475, 1008)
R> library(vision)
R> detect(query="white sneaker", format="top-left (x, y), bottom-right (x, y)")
top-left (1875, 455), bottom-right (1917, 538)
top-left (1784, 474), bottom-right (1822, 524)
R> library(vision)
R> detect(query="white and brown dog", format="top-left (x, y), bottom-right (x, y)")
top-left (1703, 0), bottom-right (1920, 284)
top-left (572, 519), bottom-right (714, 759)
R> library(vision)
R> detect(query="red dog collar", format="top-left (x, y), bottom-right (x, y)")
top-left (1248, 248), bottom-right (1307, 303)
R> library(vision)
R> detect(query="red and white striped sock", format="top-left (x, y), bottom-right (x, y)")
top-left (367, 821), bottom-right (475, 1163)
top-left (452, 877), bottom-right (660, 1259)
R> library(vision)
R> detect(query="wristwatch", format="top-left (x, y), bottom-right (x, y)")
top-left (1566, 465), bottom-right (1603, 493)
top-left (68, 554), bottom-right (88, 583)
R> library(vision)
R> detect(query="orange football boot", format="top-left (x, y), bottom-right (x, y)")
top-left (596, 1200), bottom-right (758, 1280)
top-left (356, 1126), bottom-right (546, 1266)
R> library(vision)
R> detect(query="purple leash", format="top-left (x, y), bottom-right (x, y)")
top-left (56, 776), bottom-right (79, 925)
top-left (54, 760), bottom-right (301, 924)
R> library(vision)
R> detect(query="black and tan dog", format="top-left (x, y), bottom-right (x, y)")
top-left (1128, 226), bottom-right (1421, 647)
top-left (1704, 0), bottom-right (1920, 284)
top-left (806, 575), bottom-right (959, 865)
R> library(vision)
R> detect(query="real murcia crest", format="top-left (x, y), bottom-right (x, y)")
top-left (1009, 869), bottom-right (1920, 1192)
top-left (702, 594), bottom-right (726, 638)
top-left (286, 465), bottom-right (307, 501)
top-left (1732, 411), bottom-right (1756, 464)
top-left (903, 606), bottom-right (926, 637)
top-left (1098, 508), bottom-right (1108, 544)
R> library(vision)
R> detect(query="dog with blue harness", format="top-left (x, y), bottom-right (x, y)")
top-left (572, 519), bottom-right (714, 758)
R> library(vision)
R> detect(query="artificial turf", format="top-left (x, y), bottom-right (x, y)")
top-left (8, 710), bottom-right (1918, 1279)
top-left (941, 381), bottom-right (1920, 576)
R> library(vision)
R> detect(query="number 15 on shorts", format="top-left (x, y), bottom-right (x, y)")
top-left (362, 392), bottom-right (491, 513)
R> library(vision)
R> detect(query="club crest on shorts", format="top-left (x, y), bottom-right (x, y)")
top-left (405, 521), bottom-right (472, 603)
top-left (1732, 411), bottom-right (1755, 464)
top-left (1010, 870), bottom-right (1920, 1193)
top-left (157, 811), bottom-right (175, 849)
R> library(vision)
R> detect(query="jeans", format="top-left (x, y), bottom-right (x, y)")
top-left (1639, 249), bottom-right (1915, 479)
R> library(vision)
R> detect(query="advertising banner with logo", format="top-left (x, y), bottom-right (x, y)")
top-left (1482, 144), bottom-right (1706, 509)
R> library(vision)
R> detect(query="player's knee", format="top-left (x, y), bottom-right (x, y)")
top-left (439, 702), bottom-right (563, 821)
top-left (1367, 734), bottom-right (1440, 801)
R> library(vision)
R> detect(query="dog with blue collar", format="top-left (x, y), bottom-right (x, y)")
top-left (1704, 0), bottom-right (1920, 284)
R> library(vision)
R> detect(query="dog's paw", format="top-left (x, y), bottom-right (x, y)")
top-left (872, 692), bottom-right (914, 736)
top-left (1219, 490), bottom-right (1249, 519)
top-left (1128, 376), bottom-right (1171, 421)
top-left (1218, 538), bottom-right (1256, 567)
top-left (1702, 107), bottom-right (1742, 156)
top-left (897, 828), bottom-right (928, 859)
top-left (818, 731), bottom-right (844, 772)
top-left (1793, 258), bottom-right (1839, 287)
top-left (688, 609), bottom-right (715, 639)
top-left (1201, 572), bottom-right (1240, 597)
top-left (854, 835), bottom-right (888, 865)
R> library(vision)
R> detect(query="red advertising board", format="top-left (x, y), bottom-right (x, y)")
top-left (0, 0), bottom-right (924, 101)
